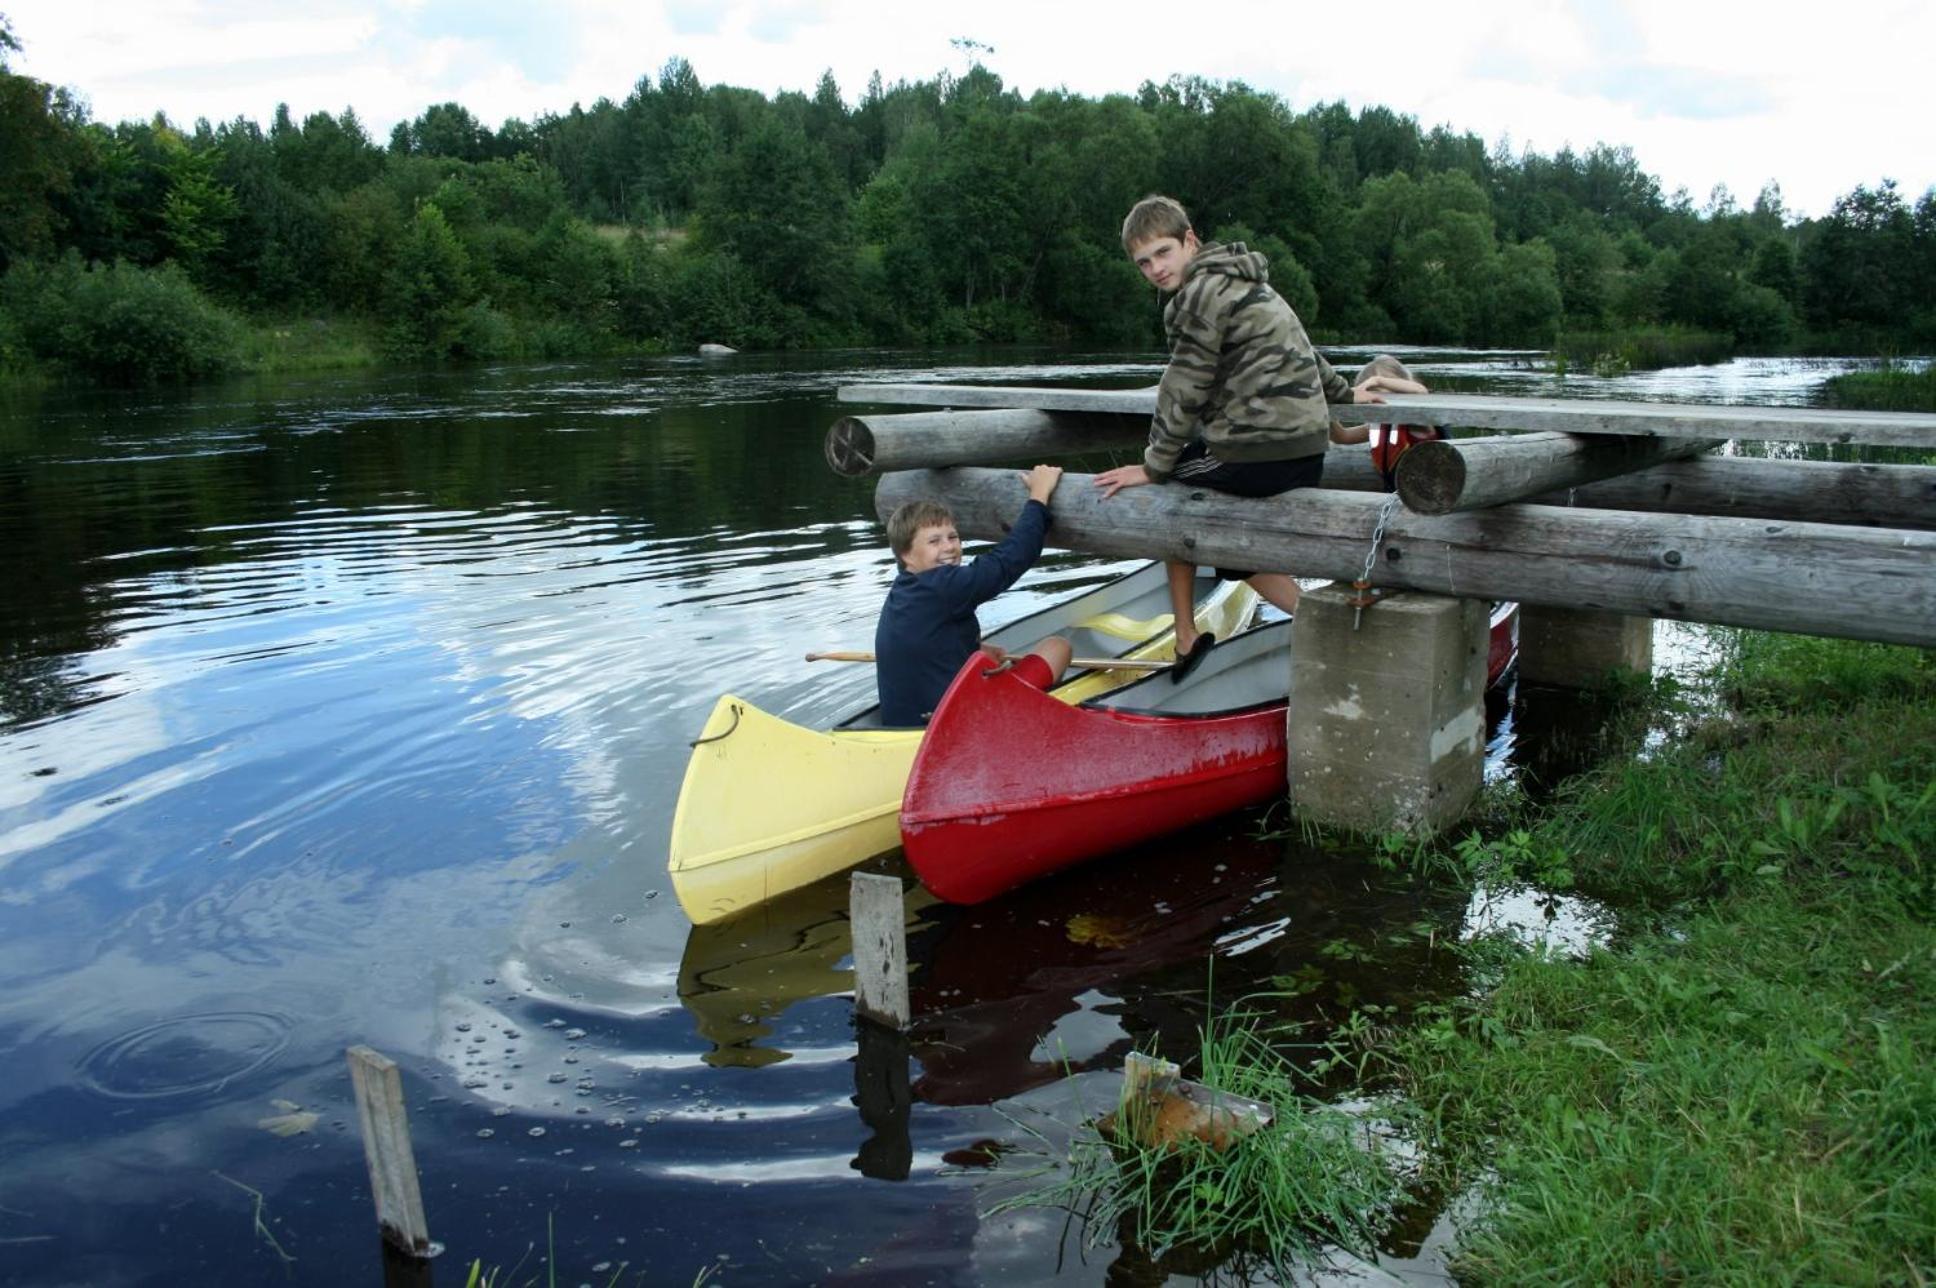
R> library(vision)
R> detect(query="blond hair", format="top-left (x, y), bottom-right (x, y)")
top-left (1359, 354), bottom-right (1415, 383)
top-left (886, 500), bottom-right (955, 558)
top-left (1121, 195), bottom-right (1192, 254)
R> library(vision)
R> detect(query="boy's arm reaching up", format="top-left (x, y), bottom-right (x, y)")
top-left (930, 466), bottom-right (1060, 611)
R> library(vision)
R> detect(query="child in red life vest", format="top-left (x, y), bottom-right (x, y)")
top-left (1329, 354), bottom-right (1443, 491)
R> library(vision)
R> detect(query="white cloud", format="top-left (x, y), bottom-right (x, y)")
top-left (5, 0), bottom-right (1931, 217)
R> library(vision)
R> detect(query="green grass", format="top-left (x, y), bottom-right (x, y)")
top-left (1552, 326), bottom-right (1735, 375)
top-left (1377, 628), bottom-right (1936, 1282)
top-left (237, 315), bottom-right (383, 373)
top-left (994, 1012), bottom-right (1404, 1277)
top-left (1821, 363), bottom-right (1936, 413)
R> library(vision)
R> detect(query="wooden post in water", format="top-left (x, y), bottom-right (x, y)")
top-left (346, 1045), bottom-right (436, 1259)
top-left (849, 872), bottom-right (910, 1029)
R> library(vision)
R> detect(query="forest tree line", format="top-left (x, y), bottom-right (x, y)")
top-left (3, 12), bottom-right (1934, 383)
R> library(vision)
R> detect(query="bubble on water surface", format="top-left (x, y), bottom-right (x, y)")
top-left (78, 1011), bottom-right (291, 1100)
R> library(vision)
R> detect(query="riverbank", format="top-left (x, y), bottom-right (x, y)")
top-left (1023, 630), bottom-right (1934, 1279)
top-left (1385, 630), bottom-right (1934, 1280)
top-left (1822, 362), bottom-right (1936, 413)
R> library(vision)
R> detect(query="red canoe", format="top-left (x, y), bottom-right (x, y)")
top-left (902, 604), bottom-right (1519, 905)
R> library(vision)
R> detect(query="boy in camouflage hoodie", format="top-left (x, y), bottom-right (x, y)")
top-left (1096, 195), bottom-right (1384, 677)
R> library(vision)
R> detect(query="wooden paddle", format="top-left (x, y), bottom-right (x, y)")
top-left (805, 650), bottom-right (1171, 671)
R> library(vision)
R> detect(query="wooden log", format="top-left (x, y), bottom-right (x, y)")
top-left (1544, 457), bottom-right (1936, 531)
top-left (1396, 431), bottom-right (1723, 515)
top-left (827, 406), bottom-right (1387, 489)
top-left (345, 1046), bottom-right (434, 1258)
top-left (825, 408), bottom-right (1141, 476)
top-left (849, 872), bottom-right (909, 1029)
top-left (828, 397), bottom-right (1934, 528)
top-left (838, 383), bottom-right (1936, 449)
top-left (875, 468), bottom-right (1936, 648)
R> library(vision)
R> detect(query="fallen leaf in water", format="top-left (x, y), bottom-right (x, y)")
top-left (1065, 913), bottom-right (1136, 949)
top-left (257, 1100), bottom-right (318, 1137)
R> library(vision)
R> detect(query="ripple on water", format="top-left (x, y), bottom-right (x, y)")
top-left (77, 1010), bottom-right (291, 1100)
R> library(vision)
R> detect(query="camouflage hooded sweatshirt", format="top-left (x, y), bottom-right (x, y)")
top-left (1143, 241), bottom-right (1351, 482)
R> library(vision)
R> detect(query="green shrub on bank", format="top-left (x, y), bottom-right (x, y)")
top-left (1, 254), bottom-right (243, 383)
top-left (1821, 363), bottom-right (1936, 412)
top-left (1553, 326), bottom-right (1735, 374)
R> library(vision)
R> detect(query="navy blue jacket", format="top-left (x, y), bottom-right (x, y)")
top-left (874, 500), bottom-right (1052, 726)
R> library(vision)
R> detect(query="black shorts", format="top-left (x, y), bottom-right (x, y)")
top-left (1169, 439), bottom-right (1324, 581)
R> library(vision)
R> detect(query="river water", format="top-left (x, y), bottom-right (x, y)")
top-left (0, 349), bottom-right (1889, 1286)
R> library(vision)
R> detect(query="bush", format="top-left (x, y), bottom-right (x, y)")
top-left (1820, 363), bottom-right (1936, 413)
top-left (448, 301), bottom-right (518, 361)
top-left (1, 254), bottom-right (243, 383)
top-left (1553, 326), bottom-right (1733, 374)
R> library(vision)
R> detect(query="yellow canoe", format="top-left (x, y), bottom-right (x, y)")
top-left (669, 565), bottom-right (1256, 925)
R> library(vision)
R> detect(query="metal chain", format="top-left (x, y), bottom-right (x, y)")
top-left (1358, 494), bottom-right (1402, 587)
top-left (1350, 494), bottom-right (1403, 631)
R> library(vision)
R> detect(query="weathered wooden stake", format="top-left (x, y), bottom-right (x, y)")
top-left (849, 872), bottom-right (909, 1029)
top-left (346, 1045), bottom-right (435, 1258)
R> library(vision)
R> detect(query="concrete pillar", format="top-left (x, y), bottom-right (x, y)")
top-left (1516, 606), bottom-right (1655, 688)
top-left (1286, 586), bottom-right (1489, 833)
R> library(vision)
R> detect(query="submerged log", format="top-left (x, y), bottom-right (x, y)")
top-left (1396, 431), bottom-right (1723, 515)
top-left (875, 468), bottom-right (1936, 648)
top-left (840, 383), bottom-right (1936, 449)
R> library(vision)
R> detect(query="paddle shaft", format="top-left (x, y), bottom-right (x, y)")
top-left (805, 649), bottom-right (1171, 671)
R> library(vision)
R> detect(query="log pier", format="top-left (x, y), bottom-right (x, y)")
top-left (834, 383), bottom-right (1936, 831)
top-left (830, 405), bottom-right (1936, 529)
top-left (840, 384), bottom-right (1936, 449)
top-left (873, 468), bottom-right (1936, 648)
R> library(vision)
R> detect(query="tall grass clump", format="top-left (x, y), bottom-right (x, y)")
top-left (1383, 627), bottom-right (1936, 1282)
top-left (1820, 361), bottom-right (1936, 412)
top-left (1, 254), bottom-right (242, 384)
top-left (995, 1013), bottom-right (1403, 1277)
top-left (1553, 326), bottom-right (1734, 374)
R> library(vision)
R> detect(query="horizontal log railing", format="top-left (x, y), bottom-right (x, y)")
top-left (830, 407), bottom-right (1936, 530)
top-left (838, 384), bottom-right (1936, 450)
top-left (875, 468), bottom-right (1936, 649)
top-left (1394, 431), bottom-right (1725, 515)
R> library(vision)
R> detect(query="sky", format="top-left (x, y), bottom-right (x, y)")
top-left (6, 0), bottom-right (1933, 221)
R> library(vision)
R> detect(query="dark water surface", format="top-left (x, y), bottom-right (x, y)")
top-left (0, 350), bottom-right (1882, 1286)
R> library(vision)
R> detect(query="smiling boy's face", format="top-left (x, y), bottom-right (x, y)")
top-left (1128, 229), bottom-right (1200, 292)
top-left (900, 522), bottom-right (962, 574)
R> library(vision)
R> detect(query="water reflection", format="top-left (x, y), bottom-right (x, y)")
top-left (0, 348), bottom-right (1895, 1284)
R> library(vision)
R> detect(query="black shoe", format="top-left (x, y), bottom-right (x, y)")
top-left (1170, 632), bottom-right (1216, 684)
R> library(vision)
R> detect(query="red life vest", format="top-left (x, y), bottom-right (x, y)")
top-left (1369, 424), bottom-right (1445, 490)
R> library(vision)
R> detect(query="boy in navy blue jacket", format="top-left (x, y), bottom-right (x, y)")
top-left (875, 465), bottom-right (1072, 726)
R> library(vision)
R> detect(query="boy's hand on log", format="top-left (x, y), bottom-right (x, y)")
top-left (1349, 384), bottom-right (1389, 404)
top-left (1094, 464), bottom-right (1153, 499)
top-left (1021, 464), bottom-right (1063, 503)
